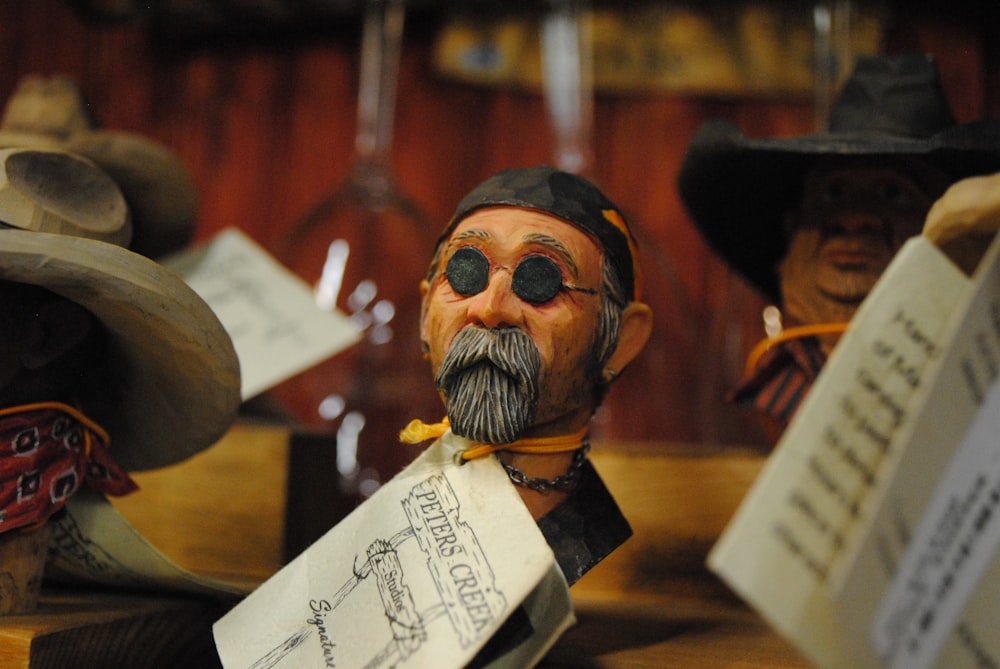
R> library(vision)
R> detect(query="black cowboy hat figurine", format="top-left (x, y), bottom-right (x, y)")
top-left (678, 53), bottom-right (1000, 441)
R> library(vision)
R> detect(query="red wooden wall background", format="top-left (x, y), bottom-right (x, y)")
top-left (2, 1), bottom-right (997, 450)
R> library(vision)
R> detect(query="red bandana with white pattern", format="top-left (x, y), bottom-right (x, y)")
top-left (0, 402), bottom-right (137, 533)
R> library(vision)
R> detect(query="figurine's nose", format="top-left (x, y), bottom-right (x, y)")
top-left (822, 180), bottom-right (900, 237)
top-left (830, 208), bottom-right (886, 236)
top-left (822, 189), bottom-right (887, 237)
top-left (464, 271), bottom-right (524, 329)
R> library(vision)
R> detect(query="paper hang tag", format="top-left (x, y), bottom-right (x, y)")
top-left (865, 229), bottom-right (1000, 669)
top-left (213, 431), bottom-right (572, 669)
top-left (162, 227), bottom-right (362, 401)
top-left (45, 488), bottom-right (247, 598)
top-left (707, 228), bottom-right (1000, 669)
top-left (706, 235), bottom-right (972, 668)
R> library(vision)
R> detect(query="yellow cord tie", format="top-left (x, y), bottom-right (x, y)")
top-left (399, 417), bottom-right (451, 444)
top-left (744, 322), bottom-right (850, 374)
top-left (399, 418), bottom-right (588, 461)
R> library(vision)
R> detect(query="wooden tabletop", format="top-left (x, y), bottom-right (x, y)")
top-left (0, 589), bottom-right (230, 669)
top-left (0, 586), bottom-right (809, 669)
top-left (535, 443), bottom-right (812, 668)
top-left (541, 590), bottom-right (809, 668)
top-left (0, 428), bottom-right (812, 668)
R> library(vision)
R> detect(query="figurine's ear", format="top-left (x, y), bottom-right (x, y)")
top-left (604, 301), bottom-right (652, 377)
top-left (418, 278), bottom-right (431, 345)
top-left (19, 298), bottom-right (93, 370)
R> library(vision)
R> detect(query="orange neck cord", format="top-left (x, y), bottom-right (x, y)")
top-left (744, 322), bottom-right (850, 374)
top-left (399, 417), bottom-right (588, 461)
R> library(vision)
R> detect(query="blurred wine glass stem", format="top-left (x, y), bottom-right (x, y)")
top-left (813, 0), bottom-right (853, 130)
top-left (542, 0), bottom-right (593, 175)
top-left (355, 0), bottom-right (405, 172)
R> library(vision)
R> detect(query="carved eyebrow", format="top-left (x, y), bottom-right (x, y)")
top-left (522, 233), bottom-right (581, 280)
top-left (449, 228), bottom-right (492, 244)
top-left (440, 228), bottom-right (491, 262)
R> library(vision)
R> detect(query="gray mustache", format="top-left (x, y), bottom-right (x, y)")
top-left (434, 326), bottom-right (541, 444)
top-left (435, 326), bottom-right (540, 395)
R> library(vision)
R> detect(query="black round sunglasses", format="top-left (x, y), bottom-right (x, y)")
top-left (445, 246), bottom-right (598, 305)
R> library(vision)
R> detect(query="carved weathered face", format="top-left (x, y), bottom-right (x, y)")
top-left (420, 207), bottom-right (605, 442)
top-left (779, 161), bottom-right (942, 328)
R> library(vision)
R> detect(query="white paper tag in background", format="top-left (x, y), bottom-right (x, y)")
top-left (873, 374), bottom-right (1000, 669)
top-left (46, 488), bottom-right (247, 597)
top-left (163, 227), bottom-right (361, 400)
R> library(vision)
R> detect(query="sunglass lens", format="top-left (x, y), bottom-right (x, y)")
top-left (446, 247), bottom-right (490, 295)
top-left (512, 255), bottom-right (562, 304)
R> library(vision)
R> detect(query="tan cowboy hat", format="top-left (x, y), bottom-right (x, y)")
top-left (0, 74), bottom-right (197, 259)
top-left (0, 147), bottom-right (240, 471)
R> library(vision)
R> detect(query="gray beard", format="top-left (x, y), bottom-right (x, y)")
top-left (434, 326), bottom-right (541, 444)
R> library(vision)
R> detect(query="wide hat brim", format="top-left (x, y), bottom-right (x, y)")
top-left (0, 229), bottom-right (241, 471)
top-left (677, 118), bottom-right (1000, 301)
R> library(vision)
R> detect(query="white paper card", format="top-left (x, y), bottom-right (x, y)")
top-left (214, 432), bottom-right (572, 669)
top-left (709, 230), bottom-right (1000, 669)
top-left (707, 237), bottom-right (969, 668)
top-left (45, 488), bottom-right (246, 597)
top-left (873, 374), bottom-right (1000, 669)
top-left (163, 227), bottom-right (361, 400)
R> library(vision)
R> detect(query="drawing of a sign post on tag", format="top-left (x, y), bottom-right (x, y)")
top-left (402, 473), bottom-right (507, 649)
top-left (246, 468), bottom-right (512, 669)
top-left (366, 537), bottom-right (425, 659)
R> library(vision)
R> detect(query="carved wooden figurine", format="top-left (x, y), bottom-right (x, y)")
top-left (406, 165), bottom-right (652, 584)
top-left (0, 147), bottom-right (240, 614)
top-left (215, 167), bottom-right (652, 668)
top-left (0, 73), bottom-right (198, 259)
top-left (678, 53), bottom-right (1000, 439)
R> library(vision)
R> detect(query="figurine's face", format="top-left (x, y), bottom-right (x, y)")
top-left (779, 162), bottom-right (937, 327)
top-left (421, 207), bottom-right (605, 442)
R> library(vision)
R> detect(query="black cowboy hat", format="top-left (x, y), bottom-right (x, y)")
top-left (677, 53), bottom-right (1000, 302)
